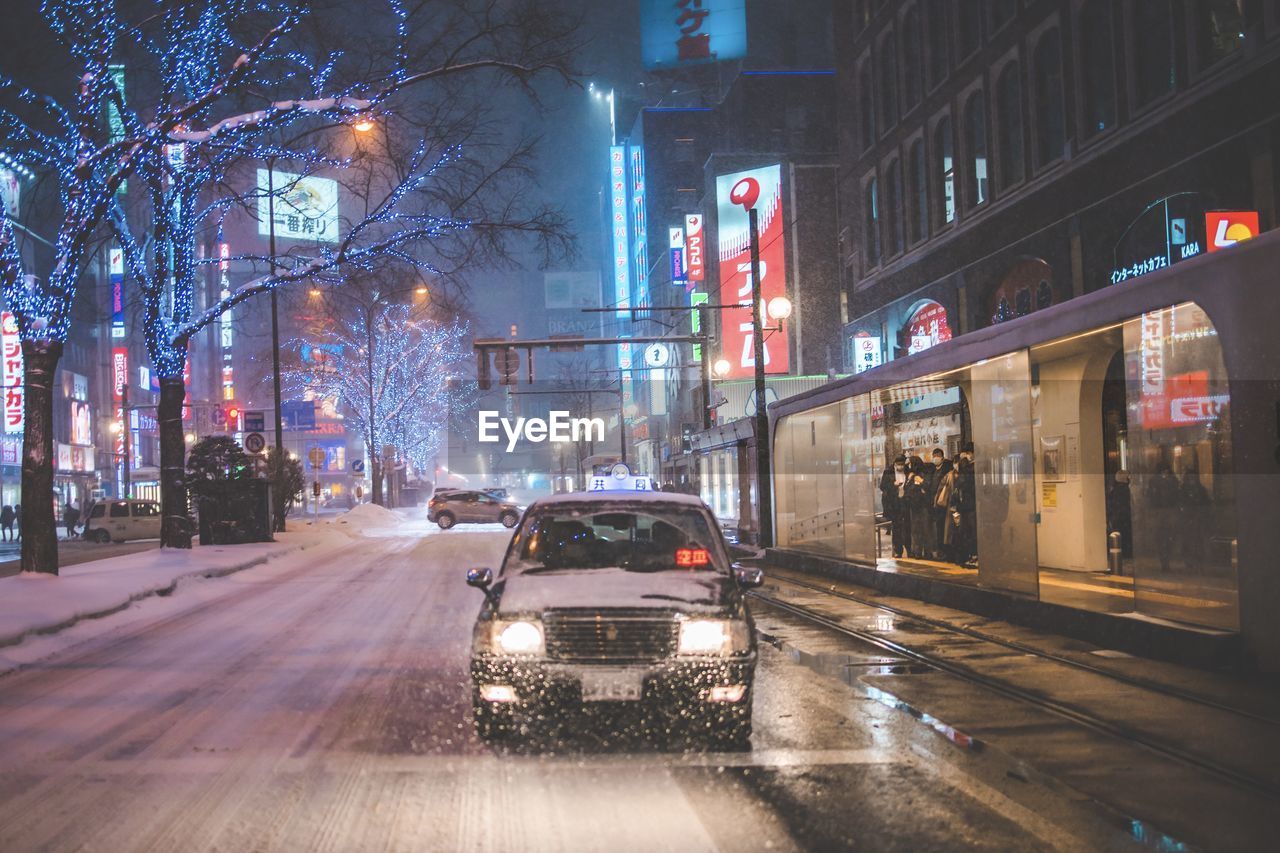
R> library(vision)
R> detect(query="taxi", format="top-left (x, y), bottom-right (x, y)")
top-left (464, 466), bottom-right (761, 745)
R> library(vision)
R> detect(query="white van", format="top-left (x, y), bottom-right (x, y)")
top-left (83, 499), bottom-right (162, 543)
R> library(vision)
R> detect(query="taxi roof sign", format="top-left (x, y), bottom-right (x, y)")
top-left (588, 463), bottom-right (657, 492)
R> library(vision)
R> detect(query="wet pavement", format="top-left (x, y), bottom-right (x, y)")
top-left (0, 525), bottom-right (1255, 850)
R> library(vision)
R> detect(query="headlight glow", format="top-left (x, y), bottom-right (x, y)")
top-left (495, 620), bottom-right (544, 655)
top-left (678, 619), bottom-right (730, 655)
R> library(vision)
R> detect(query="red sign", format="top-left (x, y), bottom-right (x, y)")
top-left (716, 165), bottom-right (790, 379)
top-left (1205, 210), bottom-right (1259, 252)
top-left (1, 312), bottom-right (23, 434)
top-left (112, 347), bottom-right (128, 401)
top-left (906, 301), bottom-right (952, 355)
top-left (684, 214), bottom-right (704, 285)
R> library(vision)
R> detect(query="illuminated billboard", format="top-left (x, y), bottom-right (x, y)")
top-left (609, 146), bottom-right (631, 318)
top-left (630, 145), bottom-right (649, 317)
top-left (715, 164), bottom-right (789, 379)
top-left (257, 169), bottom-right (339, 244)
top-left (640, 0), bottom-right (747, 69)
top-left (1, 312), bottom-right (22, 434)
top-left (684, 214), bottom-right (705, 284)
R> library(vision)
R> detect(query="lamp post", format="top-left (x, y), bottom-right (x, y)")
top-left (746, 207), bottom-right (772, 547)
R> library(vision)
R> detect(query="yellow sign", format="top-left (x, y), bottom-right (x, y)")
top-left (1041, 483), bottom-right (1058, 508)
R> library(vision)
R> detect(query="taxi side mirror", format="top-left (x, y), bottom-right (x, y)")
top-left (732, 564), bottom-right (764, 588)
top-left (466, 567), bottom-right (498, 607)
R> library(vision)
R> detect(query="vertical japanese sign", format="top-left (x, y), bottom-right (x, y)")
top-left (610, 146), bottom-right (631, 319)
top-left (669, 227), bottom-right (686, 285)
top-left (715, 164), bottom-right (790, 379)
top-left (618, 339), bottom-right (635, 424)
top-left (640, 0), bottom-right (747, 68)
top-left (684, 214), bottom-right (704, 285)
top-left (1138, 310), bottom-right (1166, 429)
top-left (112, 346), bottom-right (128, 492)
top-left (110, 247), bottom-right (125, 338)
top-left (219, 243), bottom-right (234, 402)
top-left (1, 312), bottom-right (23, 434)
top-left (690, 291), bottom-right (708, 363)
top-left (105, 64), bottom-right (126, 194)
top-left (630, 146), bottom-right (649, 318)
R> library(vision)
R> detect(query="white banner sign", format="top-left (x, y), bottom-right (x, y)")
top-left (257, 169), bottom-right (339, 244)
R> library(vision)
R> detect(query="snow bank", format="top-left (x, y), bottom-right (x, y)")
top-left (334, 502), bottom-right (401, 528)
top-left (0, 526), bottom-right (347, 653)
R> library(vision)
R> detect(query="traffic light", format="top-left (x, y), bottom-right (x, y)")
top-left (498, 347), bottom-right (520, 386)
top-left (476, 350), bottom-right (492, 391)
top-left (225, 403), bottom-right (241, 431)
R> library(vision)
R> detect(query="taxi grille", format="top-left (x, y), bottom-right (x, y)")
top-left (543, 610), bottom-right (677, 663)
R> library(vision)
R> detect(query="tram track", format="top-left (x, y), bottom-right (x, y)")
top-left (763, 570), bottom-right (1280, 727)
top-left (748, 581), bottom-right (1280, 803)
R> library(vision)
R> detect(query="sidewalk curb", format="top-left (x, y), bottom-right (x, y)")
top-left (0, 539), bottom-right (314, 652)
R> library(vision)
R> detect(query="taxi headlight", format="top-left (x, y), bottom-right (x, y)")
top-left (677, 619), bottom-right (750, 656)
top-left (494, 620), bottom-right (544, 655)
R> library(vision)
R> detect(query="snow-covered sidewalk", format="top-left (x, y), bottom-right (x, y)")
top-left (0, 502), bottom-right (412, 653)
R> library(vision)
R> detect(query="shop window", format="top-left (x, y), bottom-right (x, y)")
top-left (879, 32), bottom-right (900, 130)
top-left (1133, 0), bottom-right (1175, 106)
top-left (925, 0), bottom-right (950, 89)
top-left (995, 61), bottom-right (1025, 189)
top-left (990, 258), bottom-right (1053, 324)
top-left (1080, 0), bottom-right (1117, 138)
top-left (902, 7), bottom-right (924, 110)
top-left (858, 59), bottom-right (877, 151)
top-left (932, 115), bottom-right (955, 227)
top-left (1033, 27), bottom-right (1066, 168)
top-left (885, 157), bottom-right (905, 257)
top-left (906, 138), bottom-right (928, 244)
top-left (863, 176), bottom-right (881, 270)
top-left (963, 90), bottom-right (989, 209)
top-left (1194, 0), bottom-right (1246, 67)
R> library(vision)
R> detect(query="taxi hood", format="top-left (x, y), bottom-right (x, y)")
top-left (498, 567), bottom-right (731, 614)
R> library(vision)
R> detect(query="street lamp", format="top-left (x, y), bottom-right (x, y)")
top-left (352, 117), bottom-right (375, 133)
top-left (713, 357), bottom-right (732, 378)
top-left (767, 296), bottom-right (793, 322)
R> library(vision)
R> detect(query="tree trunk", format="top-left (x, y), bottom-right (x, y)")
top-left (20, 341), bottom-right (62, 575)
top-left (157, 376), bottom-right (192, 548)
top-left (370, 454), bottom-right (383, 505)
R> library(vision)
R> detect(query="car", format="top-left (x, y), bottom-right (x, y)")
top-left (428, 489), bottom-right (523, 530)
top-left (464, 490), bottom-right (763, 745)
top-left (82, 498), bottom-right (162, 543)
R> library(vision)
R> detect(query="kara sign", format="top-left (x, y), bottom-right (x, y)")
top-left (640, 0), bottom-right (747, 68)
top-left (257, 169), bottom-right (339, 243)
top-left (715, 164), bottom-right (790, 379)
top-left (1, 312), bottom-right (22, 434)
top-left (684, 214), bottom-right (705, 284)
top-left (1110, 193), bottom-right (1207, 284)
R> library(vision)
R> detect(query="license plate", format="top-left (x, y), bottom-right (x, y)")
top-left (580, 669), bottom-right (644, 702)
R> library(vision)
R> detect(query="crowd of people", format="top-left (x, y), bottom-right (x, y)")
top-left (879, 444), bottom-right (977, 566)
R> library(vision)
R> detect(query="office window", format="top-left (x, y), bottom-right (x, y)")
top-left (902, 7), bottom-right (924, 109)
top-left (1194, 0), bottom-right (1246, 67)
top-left (1133, 0), bottom-right (1175, 106)
top-left (858, 59), bottom-right (877, 151)
top-left (964, 91), bottom-right (989, 208)
top-left (907, 138), bottom-right (928, 243)
top-left (933, 116), bottom-right (956, 227)
top-left (989, 0), bottom-right (1018, 31)
top-left (925, 0), bottom-right (950, 88)
top-left (1033, 27), bottom-right (1066, 168)
top-left (1080, 1), bottom-right (1117, 138)
top-left (879, 32), bottom-right (900, 130)
top-left (864, 176), bottom-right (881, 269)
top-left (885, 157), bottom-right (904, 256)
top-left (957, 5), bottom-right (982, 59)
top-left (996, 61), bottom-right (1025, 189)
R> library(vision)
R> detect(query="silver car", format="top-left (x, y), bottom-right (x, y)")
top-left (427, 489), bottom-right (522, 529)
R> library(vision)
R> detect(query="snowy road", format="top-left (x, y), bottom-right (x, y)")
top-left (0, 522), bottom-right (1132, 852)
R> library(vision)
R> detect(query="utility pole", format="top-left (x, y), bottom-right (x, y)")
top-left (267, 162), bottom-right (286, 531)
top-left (748, 207), bottom-right (772, 548)
top-left (121, 380), bottom-right (131, 499)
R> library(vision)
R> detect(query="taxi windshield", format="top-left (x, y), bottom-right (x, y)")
top-left (510, 505), bottom-right (727, 574)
